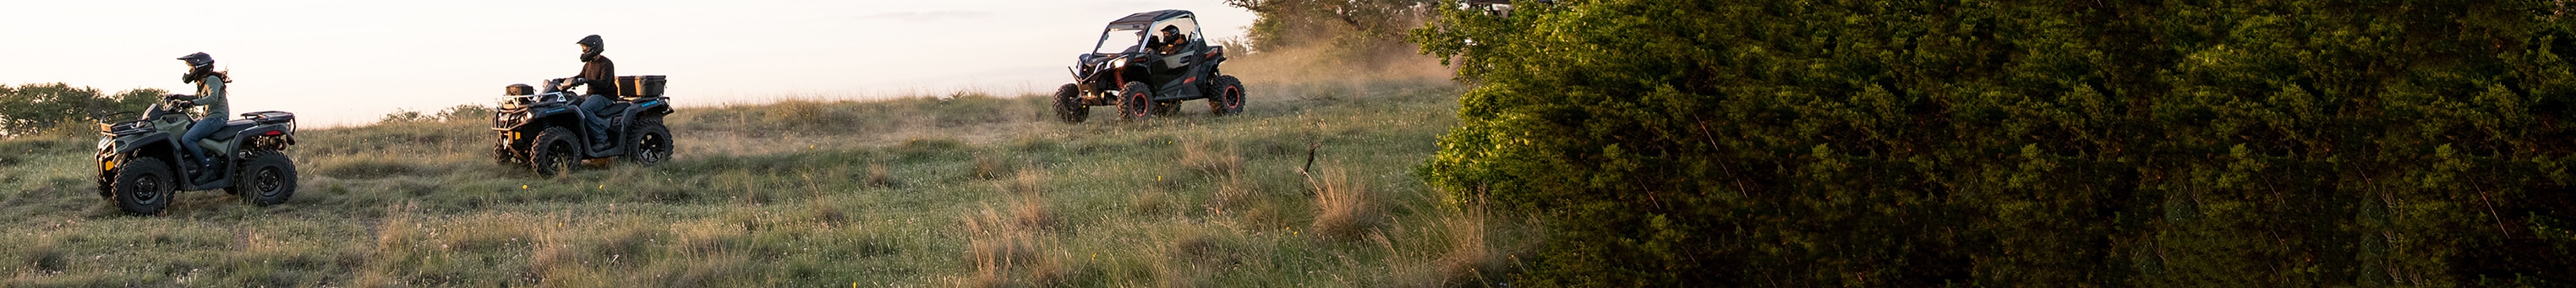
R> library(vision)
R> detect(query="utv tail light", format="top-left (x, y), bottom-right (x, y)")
top-left (263, 130), bottom-right (284, 136)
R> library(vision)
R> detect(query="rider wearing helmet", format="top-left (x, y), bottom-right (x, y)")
top-left (165, 52), bottom-right (231, 181)
top-left (562, 35), bottom-right (619, 146)
top-left (1152, 25), bottom-right (1186, 55)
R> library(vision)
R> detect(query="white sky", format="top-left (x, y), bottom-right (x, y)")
top-left (0, 0), bottom-right (1254, 127)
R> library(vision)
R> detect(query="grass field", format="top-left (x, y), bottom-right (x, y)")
top-left (0, 67), bottom-right (1524, 286)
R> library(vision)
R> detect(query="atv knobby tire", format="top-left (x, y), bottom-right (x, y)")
top-left (1054, 84), bottom-right (1089, 122)
top-left (111, 157), bottom-right (175, 215)
top-left (629, 118), bottom-right (674, 166)
top-left (529, 127), bottom-right (582, 177)
top-left (1118, 81), bottom-right (1154, 121)
top-left (230, 149), bottom-right (297, 206)
top-left (1208, 75), bottom-right (1244, 116)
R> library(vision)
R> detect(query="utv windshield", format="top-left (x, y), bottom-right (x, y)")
top-left (1093, 29), bottom-right (1146, 54)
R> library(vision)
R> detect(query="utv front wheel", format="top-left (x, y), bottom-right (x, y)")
top-left (231, 150), bottom-right (297, 206)
top-left (629, 119), bottom-right (674, 166)
top-left (1118, 81), bottom-right (1154, 121)
top-left (1054, 84), bottom-right (1089, 122)
top-left (1208, 75), bottom-right (1244, 116)
top-left (111, 158), bottom-right (175, 215)
top-left (529, 127), bottom-right (581, 177)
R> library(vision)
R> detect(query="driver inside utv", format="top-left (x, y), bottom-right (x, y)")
top-left (165, 52), bottom-right (231, 182)
top-left (1151, 25), bottom-right (1186, 55)
top-left (561, 35), bottom-right (620, 147)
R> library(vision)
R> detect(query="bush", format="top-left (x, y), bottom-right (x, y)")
top-left (1415, 0), bottom-right (2576, 285)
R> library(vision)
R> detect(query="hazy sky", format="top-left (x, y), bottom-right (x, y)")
top-left (0, 0), bottom-right (1254, 127)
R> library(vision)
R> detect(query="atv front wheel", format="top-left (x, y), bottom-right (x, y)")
top-left (231, 150), bottom-right (297, 206)
top-left (1054, 84), bottom-right (1089, 122)
top-left (1118, 81), bottom-right (1154, 121)
top-left (529, 127), bottom-right (581, 177)
top-left (1208, 75), bottom-right (1244, 116)
top-left (110, 158), bottom-right (175, 215)
top-left (629, 119), bottom-right (674, 166)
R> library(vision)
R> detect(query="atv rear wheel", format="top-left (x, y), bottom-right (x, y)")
top-left (1054, 84), bottom-right (1089, 122)
top-left (629, 118), bottom-right (674, 166)
top-left (111, 157), bottom-right (174, 215)
top-left (529, 127), bottom-right (581, 177)
top-left (1207, 75), bottom-right (1244, 116)
top-left (232, 150), bottom-right (297, 206)
top-left (1118, 81), bottom-right (1154, 121)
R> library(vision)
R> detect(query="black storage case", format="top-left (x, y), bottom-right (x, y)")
top-left (617, 75), bottom-right (666, 97)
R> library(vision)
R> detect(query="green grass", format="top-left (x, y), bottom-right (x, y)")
top-left (0, 76), bottom-right (1527, 286)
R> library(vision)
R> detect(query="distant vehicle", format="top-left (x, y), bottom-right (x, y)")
top-left (93, 99), bottom-right (300, 215)
top-left (490, 76), bottom-right (675, 176)
top-left (1055, 9), bottom-right (1246, 122)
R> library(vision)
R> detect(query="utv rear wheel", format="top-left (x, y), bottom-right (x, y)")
top-left (1118, 81), bottom-right (1154, 121)
top-left (232, 150), bottom-right (297, 206)
top-left (529, 127), bottom-right (580, 177)
top-left (629, 119), bottom-right (673, 166)
top-left (1054, 84), bottom-right (1089, 122)
top-left (1208, 75), bottom-right (1244, 116)
top-left (111, 158), bottom-right (174, 215)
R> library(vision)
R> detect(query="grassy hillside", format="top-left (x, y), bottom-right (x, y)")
top-left (0, 75), bottom-right (1519, 286)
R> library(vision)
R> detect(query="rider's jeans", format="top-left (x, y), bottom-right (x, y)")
top-left (578, 95), bottom-right (613, 144)
top-left (179, 117), bottom-right (226, 166)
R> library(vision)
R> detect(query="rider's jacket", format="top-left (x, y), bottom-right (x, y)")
top-left (576, 56), bottom-right (619, 97)
top-left (190, 75), bottom-right (228, 120)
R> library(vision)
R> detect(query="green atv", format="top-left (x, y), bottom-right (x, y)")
top-left (93, 98), bottom-right (299, 215)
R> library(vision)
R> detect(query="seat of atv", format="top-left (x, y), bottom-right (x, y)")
top-left (204, 119), bottom-right (258, 141)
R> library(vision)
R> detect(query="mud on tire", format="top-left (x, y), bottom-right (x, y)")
top-left (1118, 81), bottom-right (1155, 121)
top-left (1207, 75), bottom-right (1244, 116)
top-left (1054, 84), bottom-right (1090, 122)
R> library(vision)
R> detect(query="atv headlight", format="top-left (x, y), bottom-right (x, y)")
top-left (1108, 57), bottom-right (1126, 68)
top-left (96, 138), bottom-right (112, 150)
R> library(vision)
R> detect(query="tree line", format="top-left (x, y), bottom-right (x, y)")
top-left (0, 84), bottom-right (166, 138)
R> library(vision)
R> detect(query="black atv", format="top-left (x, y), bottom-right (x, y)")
top-left (93, 98), bottom-right (300, 215)
top-left (491, 76), bottom-right (675, 176)
top-left (1056, 9), bottom-right (1246, 122)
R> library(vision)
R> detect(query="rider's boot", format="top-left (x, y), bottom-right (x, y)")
top-left (191, 158), bottom-right (220, 182)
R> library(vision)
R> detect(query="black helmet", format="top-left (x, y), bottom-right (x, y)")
top-left (178, 52), bottom-right (214, 68)
top-left (577, 35), bottom-right (604, 61)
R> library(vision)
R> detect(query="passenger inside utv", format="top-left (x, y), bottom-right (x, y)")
top-left (564, 35), bottom-right (620, 147)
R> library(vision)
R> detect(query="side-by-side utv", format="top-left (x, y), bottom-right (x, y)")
top-left (94, 98), bottom-right (300, 215)
top-left (490, 76), bottom-right (675, 176)
top-left (1056, 9), bottom-right (1246, 122)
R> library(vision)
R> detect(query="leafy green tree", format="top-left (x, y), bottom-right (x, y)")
top-left (1226, 0), bottom-right (1434, 65)
top-left (1415, 0), bottom-right (2576, 285)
